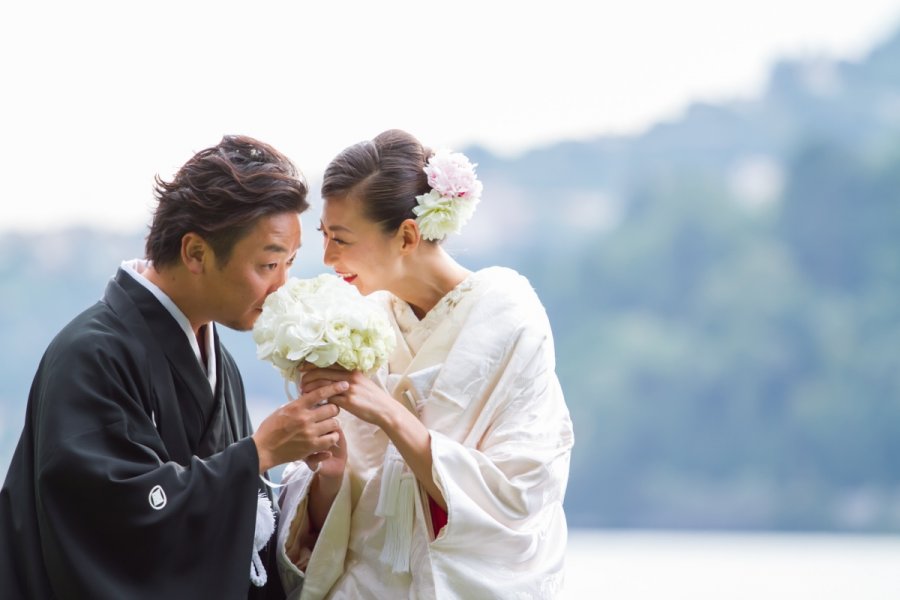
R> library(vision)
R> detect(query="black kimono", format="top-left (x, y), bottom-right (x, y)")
top-left (0, 268), bottom-right (284, 599)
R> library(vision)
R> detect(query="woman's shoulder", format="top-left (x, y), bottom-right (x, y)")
top-left (472, 267), bottom-right (543, 310)
top-left (468, 267), bottom-right (551, 335)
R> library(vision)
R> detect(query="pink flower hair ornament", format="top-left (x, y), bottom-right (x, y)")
top-left (412, 150), bottom-right (483, 241)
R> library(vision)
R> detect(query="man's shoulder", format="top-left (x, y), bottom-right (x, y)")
top-left (47, 299), bottom-right (139, 360)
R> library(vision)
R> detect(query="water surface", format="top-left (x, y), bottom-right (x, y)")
top-left (563, 529), bottom-right (900, 599)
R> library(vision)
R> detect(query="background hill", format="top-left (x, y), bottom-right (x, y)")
top-left (3, 28), bottom-right (900, 531)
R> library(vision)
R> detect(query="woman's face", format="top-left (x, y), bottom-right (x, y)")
top-left (319, 195), bottom-right (400, 295)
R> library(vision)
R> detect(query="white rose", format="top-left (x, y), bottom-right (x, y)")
top-left (253, 274), bottom-right (397, 377)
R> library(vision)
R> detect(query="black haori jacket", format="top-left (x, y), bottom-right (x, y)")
top-left (0, 269), bottom-right (284, 599)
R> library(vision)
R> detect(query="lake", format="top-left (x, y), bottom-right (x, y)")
top-left (563, 529), bottom-right (900, 599)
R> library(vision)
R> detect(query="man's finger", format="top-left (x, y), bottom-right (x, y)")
top-left (310, 403), bottom-right (339, 423)
top-left (299, 381), bottom-right (347, 407)
top-left (322, 381), bottom-right (348, 399)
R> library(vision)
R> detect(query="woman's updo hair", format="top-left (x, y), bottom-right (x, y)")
top-left (321, 129), bottom-right (433, 235)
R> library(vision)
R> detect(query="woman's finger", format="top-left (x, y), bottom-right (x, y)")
top-left (300, 368), bottom-right (353, 385)
top-left (300, 378), bottom-right (335, 393)
top-left (304, 451), bottom-right (332, 471)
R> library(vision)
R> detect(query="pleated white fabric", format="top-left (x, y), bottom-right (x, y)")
top-left (277, 267), bottom-right (574, 599)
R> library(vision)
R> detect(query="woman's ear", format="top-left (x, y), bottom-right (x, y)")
top-left (396, 218), bottom-right (421, 254)
top-left (181, 232), bottom-right (210, 275)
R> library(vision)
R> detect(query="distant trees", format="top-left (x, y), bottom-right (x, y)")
top-left (3, 30), bottom-right (900, 532)
top-left (552, 132), bottom-right (900, 531)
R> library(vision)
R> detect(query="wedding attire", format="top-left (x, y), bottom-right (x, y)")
top-left (0, 262), bottom-right (283, 599)
top-left (277, 267), bottom-right (574, 599)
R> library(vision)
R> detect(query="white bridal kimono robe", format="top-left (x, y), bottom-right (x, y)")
top-left (277, 267), bottom-right (574, 599)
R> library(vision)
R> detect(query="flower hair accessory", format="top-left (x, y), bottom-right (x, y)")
top-left (412, 150), bottom-right (483, 241)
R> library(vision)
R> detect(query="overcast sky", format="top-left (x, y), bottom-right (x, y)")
top-left (2, 0), bottom-right (899, 233)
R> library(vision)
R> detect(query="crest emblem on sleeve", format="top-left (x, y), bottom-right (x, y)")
top-left (148, 485), bottom-right (167, 510)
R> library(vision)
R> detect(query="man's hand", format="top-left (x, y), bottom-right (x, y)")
top-left (252, 381), bottom-right (347, 473)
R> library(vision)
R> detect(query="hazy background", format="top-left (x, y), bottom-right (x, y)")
top-left (4, 0), bottom-right (900, 544)
top-left (3, 0), bottom-right (900, 232)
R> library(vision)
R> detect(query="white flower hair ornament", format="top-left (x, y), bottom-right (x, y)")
top-left (412, 150), bottom-right (483, 241)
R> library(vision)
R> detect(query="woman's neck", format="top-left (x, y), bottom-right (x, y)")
top-left (396, 248), bottom-right (470, 319)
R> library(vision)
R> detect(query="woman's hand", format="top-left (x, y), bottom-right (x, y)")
top-left (305, 426), bottom-right (347, 479)
top-left (306, 426), bottom-right (347, 533)
top-left (301, 367), bottom-right (447, 510)
top-left (301, 368), bottom-right (400, 429)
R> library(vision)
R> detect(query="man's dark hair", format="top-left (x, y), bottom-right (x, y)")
top-left (146, 135), bottom-right (309, 267)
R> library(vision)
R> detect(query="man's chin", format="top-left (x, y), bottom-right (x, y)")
top-left (218, 316), bottom-right (256, 332)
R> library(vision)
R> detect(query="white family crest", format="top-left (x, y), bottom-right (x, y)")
top-left (148, 485), bottom-right (167, 510)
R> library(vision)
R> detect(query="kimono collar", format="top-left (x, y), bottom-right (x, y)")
top-left (120, 259), bottom-right (217, 392)
top-left (391, 272), bottom-right (476, 355)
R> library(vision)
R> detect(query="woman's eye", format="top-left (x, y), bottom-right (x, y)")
top-left (318, 225), bottom-right (348, 246)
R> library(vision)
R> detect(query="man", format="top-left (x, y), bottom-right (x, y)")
top-left (0, 135), bottom-right (344, 599)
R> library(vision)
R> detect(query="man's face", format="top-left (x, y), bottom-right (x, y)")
top-left (204, 211), bottom-right (302, 331)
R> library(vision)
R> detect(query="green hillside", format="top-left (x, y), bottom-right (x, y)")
top-left (3, 29), bottom-right (900, 531)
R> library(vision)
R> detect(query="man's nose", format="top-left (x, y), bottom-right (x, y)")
top-left (269, 264), bottom-right (289, 293)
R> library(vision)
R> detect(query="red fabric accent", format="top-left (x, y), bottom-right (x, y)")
top-left (428, 495), bottom-right (448, 536)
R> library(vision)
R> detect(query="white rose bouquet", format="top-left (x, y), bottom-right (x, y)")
top-left (252, 274), bottom-right (395, 382)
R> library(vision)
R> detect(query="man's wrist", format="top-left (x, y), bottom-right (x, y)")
top-left (251, 434), bottom-right (273, 473)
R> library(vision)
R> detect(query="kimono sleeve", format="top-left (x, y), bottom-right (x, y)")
top-left (33, 333), bottom-right (262, 599)
top-left (275, 461), bottom-right (352, 599)
top-left (428, 324), bottom-right (574, 569)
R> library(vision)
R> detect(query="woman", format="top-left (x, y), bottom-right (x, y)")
top-left (276, 129), bottom-right (574, 599)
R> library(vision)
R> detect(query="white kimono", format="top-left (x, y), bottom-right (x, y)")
top-left (277, 267), bottom-right (574, 599)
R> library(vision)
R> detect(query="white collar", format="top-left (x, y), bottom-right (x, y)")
top-left (120, 258), bottom-right (217, 392)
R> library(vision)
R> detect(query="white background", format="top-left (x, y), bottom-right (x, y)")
top-left (2, 0), bottom-right (899, 232)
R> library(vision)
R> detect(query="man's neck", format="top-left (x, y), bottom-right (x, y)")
top-left (123, 259), bottom-right (215, 383)
top-left (142, 263), bottom-right (205, 339)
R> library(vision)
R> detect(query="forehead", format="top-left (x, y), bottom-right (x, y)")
top-left (239, 212), bottom-right (302, 251)
top-left (321, 195), bottom-right (369, 226)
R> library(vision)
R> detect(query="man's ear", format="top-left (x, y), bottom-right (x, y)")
top-left (181, 233), bottom-right (210, 275)
top-left (396, 218), bottom-right (421, 254)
